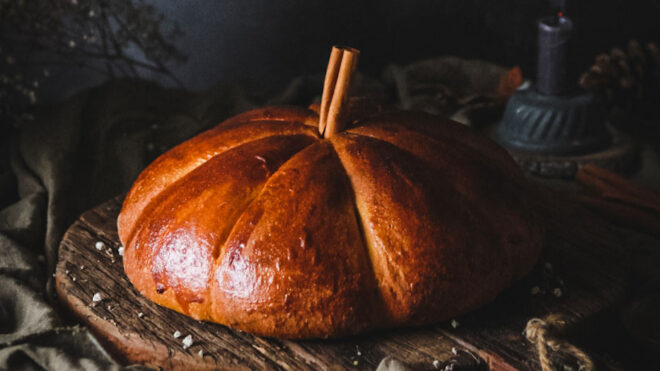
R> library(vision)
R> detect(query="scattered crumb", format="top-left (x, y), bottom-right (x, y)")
top-left (433, 359), bottom-right (440, 369)
top-left (65, 270), bottom-right (70, 274)
top-left (138, 312), bottom-right (144, 318)
top-left (530, 286), bottom-right (541, 295)
top-left (173, 331), bottom-right (181, 339)
top-left (553, 288), bottom-right (563, 298)
top-left (52, 273), bottom-right (56, 278)
top-left (182, 335), bottom-right (193, 349)
top-left (118, 246), bottom-right (125, 256)
top-left (72, 276), bottom-right (77, 282)
top-left (450, 319), bottom-right (460, 329)
top-left (353, 360), bottom-right (358, 366)
top-left (451, 347), bottom-right (458, 355)
top-left (198, 350), bottom-right (204, 357)
top-left (92, 293), bottom-right (102, 302)
top-left (95, 241), bottom-right (105, 251)
top-left (107, 305), bottom-right (112, 311)
top-left (80, 265), bottom-right (85, 270)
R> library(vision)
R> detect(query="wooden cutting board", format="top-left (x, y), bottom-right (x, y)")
top-left (55, 193), bottom-right (629, 370)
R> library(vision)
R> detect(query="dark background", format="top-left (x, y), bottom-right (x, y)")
top-left (38, 0), bottom-right (660, 102)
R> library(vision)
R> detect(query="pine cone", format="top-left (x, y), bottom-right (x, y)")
top-left (580, 40), bottom-right (660, 121)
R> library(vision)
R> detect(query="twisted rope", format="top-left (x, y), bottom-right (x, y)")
top-left (524, 314), bottom-right (595, 371)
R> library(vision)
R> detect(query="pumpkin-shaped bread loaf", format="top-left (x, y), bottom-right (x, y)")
top-left (118, 47), bottom-right (542, 339)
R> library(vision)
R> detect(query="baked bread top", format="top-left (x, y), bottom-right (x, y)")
top-left (117, 103), bottom-right (543, 339)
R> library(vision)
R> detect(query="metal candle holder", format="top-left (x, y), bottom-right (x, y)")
top-left (496, 14), bottom-right (611, 156)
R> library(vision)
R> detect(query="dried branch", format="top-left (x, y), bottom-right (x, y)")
top-left (0, 0), bottom-right (186, 127)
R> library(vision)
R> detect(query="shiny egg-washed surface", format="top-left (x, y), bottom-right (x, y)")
top-left (118, 105), bottom-right (543, 339)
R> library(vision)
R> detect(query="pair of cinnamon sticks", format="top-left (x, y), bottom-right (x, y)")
top-left (319, 46), bottom-right (359, 139)
top-left (575, 164), bottom-right (660, 236)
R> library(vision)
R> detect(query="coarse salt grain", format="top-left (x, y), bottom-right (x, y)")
top-left (182, 335), bottom-right (193, 349)
top-left (92, 293), bottom-right (102, 302)
top-left (553, 288), bottom-right (563, 298)
top-left (450, 319), bottom-right (460, 328)
top-left (118, 246), bottom-right (125, 256)
top-left (95, 241), bottom-right (105, 251)
top-left (173, 331), bottom-right (181, 339)
top-left (433, 359), bottom-right (440, 369)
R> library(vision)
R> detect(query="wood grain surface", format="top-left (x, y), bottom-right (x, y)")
top-left (55, 193), bottom-right (629, 370)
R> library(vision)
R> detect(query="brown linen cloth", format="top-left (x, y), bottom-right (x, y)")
top-left (0, 59), bottom-right (512, 370)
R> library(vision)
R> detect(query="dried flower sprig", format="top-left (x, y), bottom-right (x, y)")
top-left (0, 0), bottom-right (186, 127)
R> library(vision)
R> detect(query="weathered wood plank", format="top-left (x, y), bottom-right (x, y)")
top-left (55, 193), bottom-right (628, 370)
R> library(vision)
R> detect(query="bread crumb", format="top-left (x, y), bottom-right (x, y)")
top-left (118, 246), bottom-right (125, 256)
top-left (92, 293), bottom-right (102, 302)
top-left (80, 265), bottom-right (85, 270)
top-left (173, 330), bottom-right (181, 339)
top-left (95, 241), bottom-right (105, 251)
top-left (198, 350), bottom-right (204, 357)
top-left (72, 276), bottom-right (77, 282)
top-left (138, 312), bottom-right (144, 318)
top-left (65, 270), bottom-right (69, 274)
top-left (530, 286), bottom-right (541, 295)
top-left (182, 335), bottom-right (193, 349)
top-left (353, 360), bottom-right (358, 366)
top-left (450, 319), bottom-right (460, 328)
top-left (452, 347), bottom-right (458, 355)
top-left (433, 359), bottom-right (440, 369)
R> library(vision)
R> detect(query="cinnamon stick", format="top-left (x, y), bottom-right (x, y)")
top-left (319, 46), bottom-right (359, 138)
top-left (576, 195), bottom-right (660, 237)
top-left (576, 164), bottom-right (660, 213)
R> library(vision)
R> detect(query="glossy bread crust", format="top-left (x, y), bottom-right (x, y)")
top-left (118, 105), bottom-right (542, 339)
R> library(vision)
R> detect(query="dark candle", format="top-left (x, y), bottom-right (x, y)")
top-left (537, 13), bottom-right (574, 95)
